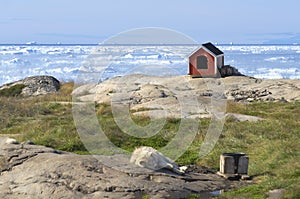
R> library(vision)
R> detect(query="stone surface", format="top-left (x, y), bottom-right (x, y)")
top-left (268, 189), bottom-right (285, 199)
top-left (226, 113), bottom-right (263, 122)
top-left (0, 76), bottom-right (60, 96)
top-left (73, 74), bottom-right (300, 119)
top-left (0, 137), bottom-right (247, 199)
top-left (222, 76), bottom-right (300, 102)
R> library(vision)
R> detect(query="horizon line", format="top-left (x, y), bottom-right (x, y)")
top-left (0, 43), bottom-right (299, 46)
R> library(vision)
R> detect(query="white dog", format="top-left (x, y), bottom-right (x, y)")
top-left (130, 146), bottom-right (187, 175)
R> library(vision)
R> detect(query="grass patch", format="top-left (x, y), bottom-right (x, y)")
top-left (0, 84), bottom-right (26, 97)
top-left (0, 84), bottom-right (299, 198)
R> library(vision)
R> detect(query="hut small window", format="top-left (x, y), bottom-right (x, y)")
top-left (197, 56), bottom-right (208, 70)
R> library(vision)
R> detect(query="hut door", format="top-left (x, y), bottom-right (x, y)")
top-left (197, 55), bottom-right (208, 70)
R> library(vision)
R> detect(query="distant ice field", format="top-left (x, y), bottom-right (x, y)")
top-left (221, 45), bottom-right (300, 79)
top-left (0, 44), bottom-right (300, 86)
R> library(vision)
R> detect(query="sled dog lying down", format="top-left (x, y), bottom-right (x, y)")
top-left (130, 146), bottom-right (187, 175)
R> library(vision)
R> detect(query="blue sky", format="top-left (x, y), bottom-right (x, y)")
top-left (1, 0), bottom-right (300, 44)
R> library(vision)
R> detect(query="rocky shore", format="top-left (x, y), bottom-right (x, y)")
top-left (1, 75), bottom-right (299, 198)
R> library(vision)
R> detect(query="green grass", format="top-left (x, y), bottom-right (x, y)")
top-left (0, 83), bottom-right (299, 198)
top-left (0, 84), bottom-right (26, 97)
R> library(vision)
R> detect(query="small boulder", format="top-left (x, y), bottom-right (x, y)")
top-left (21, 76), bottom-right (60, 96)
top-left (219, 65), bottom-right (242, 77)
top-left (0, 76), bottom-right (60, 97)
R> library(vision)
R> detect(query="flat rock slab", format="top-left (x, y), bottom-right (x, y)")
top-left (0, 137), bottom-right (247, 199)
top-left (226, 113), bottom-right (264, 122)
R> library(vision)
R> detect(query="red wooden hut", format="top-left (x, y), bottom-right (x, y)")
top-left (188, 42), bottom-right (224, 77)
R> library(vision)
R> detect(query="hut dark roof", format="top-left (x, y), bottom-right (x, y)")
top-left (202, 42), bottom-right (224, 56)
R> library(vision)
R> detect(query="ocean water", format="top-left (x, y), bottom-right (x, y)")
top-left (0, 44), bottom-right (300, 86)
top-left (220, 45), bottom-right (300, 79)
